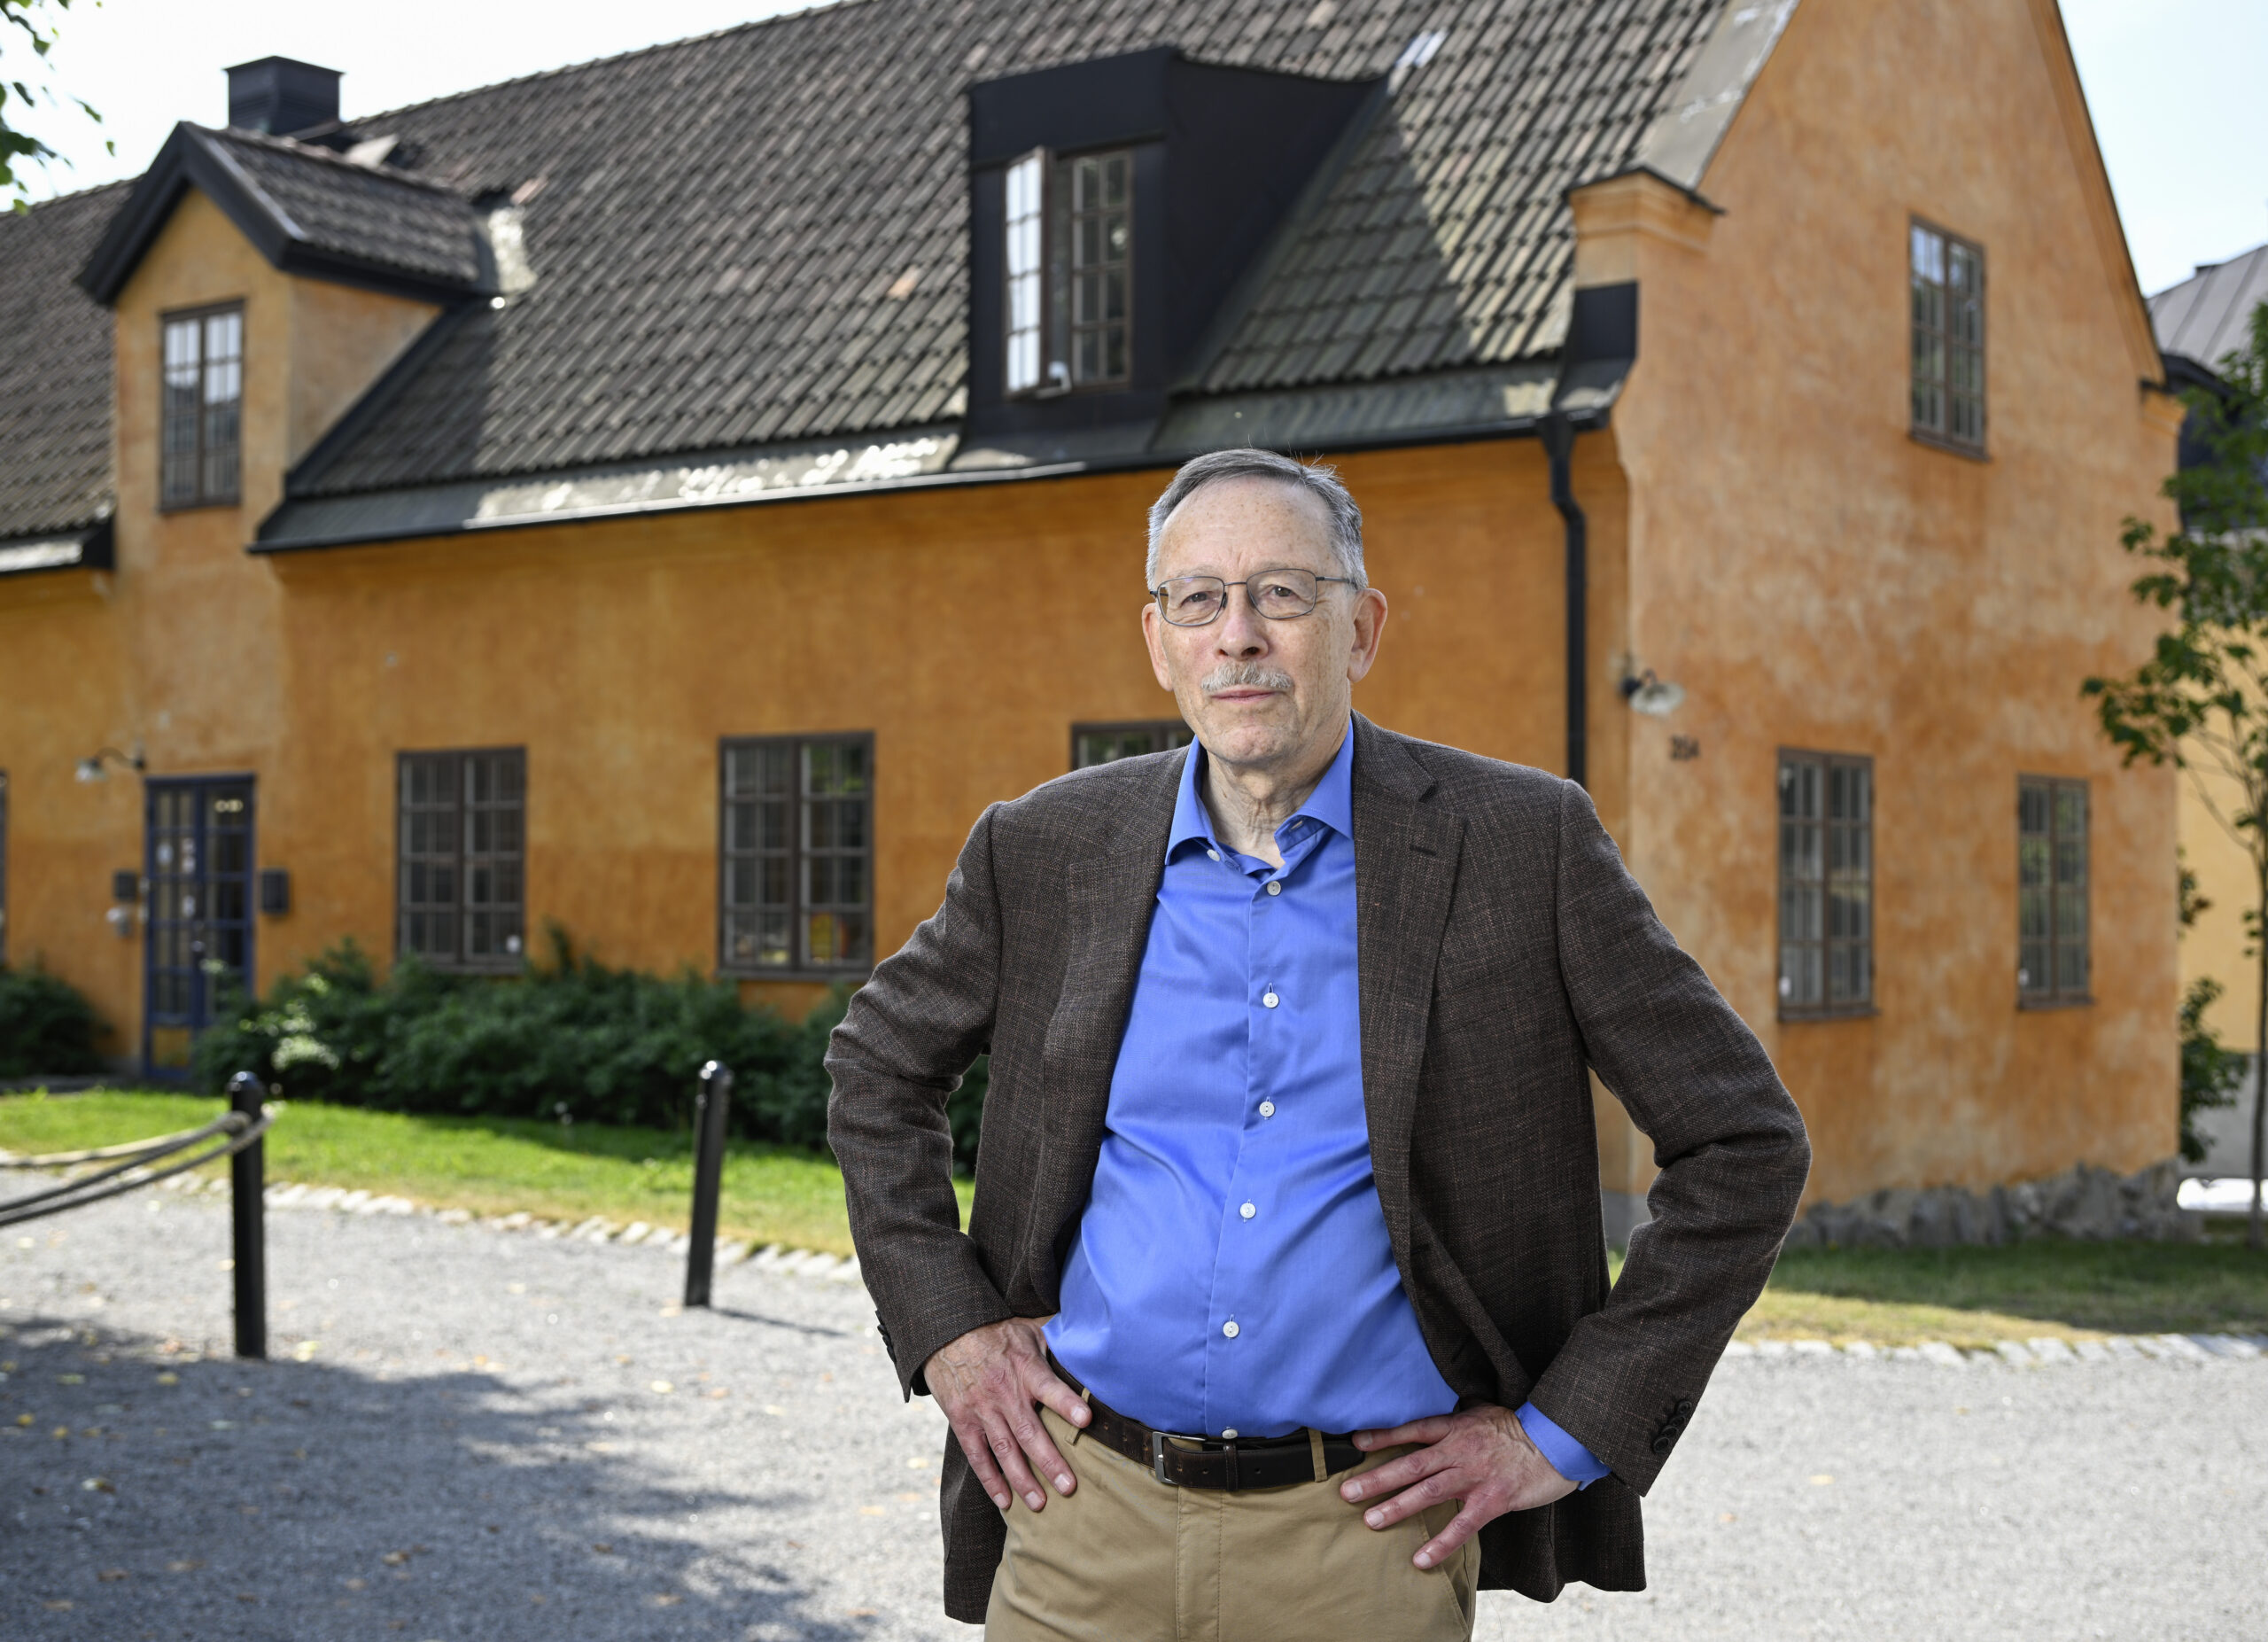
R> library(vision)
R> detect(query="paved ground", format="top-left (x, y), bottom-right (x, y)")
top-left (1, 1186), bottom-right (2263, 1641)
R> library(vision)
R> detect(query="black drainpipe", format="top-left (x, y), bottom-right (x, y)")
top-left (1539, 410), bottom-right (1586, 790)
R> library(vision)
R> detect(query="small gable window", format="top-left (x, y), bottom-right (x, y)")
top-left (160, 304), bottom-right (244, 508)
top-left (1909, 222), bottom-right (1984, 453)
top-left (1002, 148), bottom-right (1133, 396)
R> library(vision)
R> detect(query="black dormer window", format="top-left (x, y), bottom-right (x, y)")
top-left (967, 48), bottom-right (1374, 444)
top-left (1002, 147), bottom-right (1133, 396)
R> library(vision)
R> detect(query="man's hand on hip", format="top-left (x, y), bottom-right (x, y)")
top-left (1340, 1403), bottom-right (1578, 1568)
top-left (925, 1318), bottom-right (1090, 1514)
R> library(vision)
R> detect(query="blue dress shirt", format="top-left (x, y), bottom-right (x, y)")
top-left (1045, 722), bottom-right (1608, 1485)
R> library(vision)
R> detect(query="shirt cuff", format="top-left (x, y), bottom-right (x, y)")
top-left (1515, 1401), bottom-right (1611, 1489)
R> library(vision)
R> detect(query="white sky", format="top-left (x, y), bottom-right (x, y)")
top-left (9, 0), bottom-right (2266, 296)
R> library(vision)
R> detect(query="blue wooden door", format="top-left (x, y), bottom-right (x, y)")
top-left (144, 776), bottom-right (255, 1079)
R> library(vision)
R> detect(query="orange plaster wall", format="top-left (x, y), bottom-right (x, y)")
top-left (0, 572), bottom-right (138, 1054)
top-left (252, 443), bottom-right (1582, 1010)
top-left (1604, 0), bottom-right (2182, 1200)
top-left (2, 187), bottom-right (444, 1058)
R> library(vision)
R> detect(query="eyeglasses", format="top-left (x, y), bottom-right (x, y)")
top-left (1150, 568), bottom-right (1358, 626)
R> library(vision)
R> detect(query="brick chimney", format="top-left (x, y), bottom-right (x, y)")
top-left (225, 57), bottom-right (342, 136)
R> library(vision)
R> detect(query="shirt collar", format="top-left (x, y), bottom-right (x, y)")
top-left (1169, 716), bottom-right (1356, 860)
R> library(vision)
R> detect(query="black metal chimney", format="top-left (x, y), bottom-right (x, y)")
top-left (225, 57), bottom-right (342, 136)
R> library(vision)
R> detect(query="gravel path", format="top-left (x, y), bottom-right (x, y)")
top-left (2, 1186), bottom-right (2263, 1640)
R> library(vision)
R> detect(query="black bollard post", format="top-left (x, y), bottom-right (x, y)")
top-left (684, 1060), bottom-right (733, 1309)
top-left (225, 1071), bottom-right (267, 1360)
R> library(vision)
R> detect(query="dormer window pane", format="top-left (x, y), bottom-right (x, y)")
top-left (160, 303), bottom-right (243, 509)
top-left (1004, 150), bottom-right (1045, 394)
top-left (1069, 152), bottom-right (1130, 386)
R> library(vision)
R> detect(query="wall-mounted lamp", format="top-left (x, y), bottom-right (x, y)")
top-left (1619, 668), bottom-right (1687, 718)
top-left (74, 745), bottom-right (146, 782)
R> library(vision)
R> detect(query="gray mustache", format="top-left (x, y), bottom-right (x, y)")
top-left (1201, 663), bottom-right (1295, 696)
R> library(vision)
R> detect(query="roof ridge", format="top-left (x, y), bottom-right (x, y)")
top-left (345, 0), bottom-right (874, 129)
top-left (197, 123), bottom-right (476, 199)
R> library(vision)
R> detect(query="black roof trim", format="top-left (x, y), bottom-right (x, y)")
top-left (76, 123), bottom-right (489, 307)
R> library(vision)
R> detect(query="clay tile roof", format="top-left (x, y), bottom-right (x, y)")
top-left (4, 0), bottom-right (1752, 525)
top-left (0, 181), bottom-right (129, 543)
top-left (199, 127), bottom-right (486, 290)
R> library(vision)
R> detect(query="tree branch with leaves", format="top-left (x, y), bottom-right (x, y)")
top-left (3, 0), bottom-right (108, 213)
top-left (2085, 299), bottom-right (2268, 1250)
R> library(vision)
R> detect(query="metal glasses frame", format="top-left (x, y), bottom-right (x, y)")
top-left (1149, 569), bottom-right (1359, 626)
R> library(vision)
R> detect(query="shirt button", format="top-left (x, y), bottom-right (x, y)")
top-left (1207, 849), bottom-right (1221, 862)
top-left (1265, 881), bottom-right (1282, 896)
top-left (1239, 1202), bottom-right (1255, 1219)
top-left (1262, 992), bottom-right (1279, 1008)
top-left (1223, 1428), bottom-right (1239, 1439)
top-left (1222, 1320), bottom-right (1239, 1339)
top-left (1258, 1101), bottom-right (1276, 1117)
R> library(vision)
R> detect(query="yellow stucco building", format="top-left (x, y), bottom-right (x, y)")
top-left (0, 0), bottom-right (2182, 1227)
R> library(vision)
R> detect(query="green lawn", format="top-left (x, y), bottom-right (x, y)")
top-left (4, 1092), bottom-right (2260, 1344)
top-left (0, 1089), bottom-right (971, 1257)
top-left (1746, 1241), bottom-right (2268, 1348)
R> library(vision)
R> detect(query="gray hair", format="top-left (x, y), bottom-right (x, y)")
top-left (1145, 448), bottom-right (1366, 590)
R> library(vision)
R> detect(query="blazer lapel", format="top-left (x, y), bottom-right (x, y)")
top-left (1350, 717), bottom-right (1464, 1252)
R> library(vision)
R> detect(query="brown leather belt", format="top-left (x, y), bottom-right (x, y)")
top-left (1052, 1358), bottom-right (1366, 1492)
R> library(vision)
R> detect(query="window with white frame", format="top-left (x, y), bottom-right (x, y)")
top-left (1005, 150), bottom-right (1045, 394)
top-left (1002, 146), bottom-right (1132, 395)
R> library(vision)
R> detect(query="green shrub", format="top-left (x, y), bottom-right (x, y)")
top-left (0, 964), bottom-right (107, 1078)
top-left (192, 930), bottom-right (986, 1171)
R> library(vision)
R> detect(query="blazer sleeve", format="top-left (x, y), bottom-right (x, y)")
top-left (826, 802), bottom-right (1016, 1400)
top-left (1524, 779), bottom-right (1811, 1492)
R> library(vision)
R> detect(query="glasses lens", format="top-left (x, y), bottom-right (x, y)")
top-left (1160, 577), bottom-right (1229, 626)
top-left (1249, 569), bottom-right (1321, 618)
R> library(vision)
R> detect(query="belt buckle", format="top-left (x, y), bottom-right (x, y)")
top-left (1149, 1430), bottom-right (1178, 1487)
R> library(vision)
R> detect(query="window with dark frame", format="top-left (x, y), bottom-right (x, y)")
top-left (1778, 751), bottom-right (1874, 1016)
top-left (397, 749), bottom-right (525, 970)
top-left (160, 303), bottom-right (244, 508)
top-left (1910, 221), bottom-right (1984, 451)
top-left (1065, 151), bottom-right (1131, 386)
top-left (1072, 720), bottom-right (1193, 769)
top-left (719, 735), bottom-right (873, 976)
top-left (1002, 147), bottom-right (1132, 396)
top-left (2018, 776), bottom-right (2089, 1005)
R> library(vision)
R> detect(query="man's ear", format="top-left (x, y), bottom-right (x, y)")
top-left (1141, 602), bottom-right (1176, 691)
top-left (1347, 588), bottom-right (1389, 685)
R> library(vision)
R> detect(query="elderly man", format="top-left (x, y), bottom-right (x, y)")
top-left (827, 447), bottom-right (1809, 1639)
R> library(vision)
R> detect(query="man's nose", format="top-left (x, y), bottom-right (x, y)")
top-left (1215, 586), bottom-right (1270, 656)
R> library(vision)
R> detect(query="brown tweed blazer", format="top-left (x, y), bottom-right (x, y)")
top-left (827, 715), bottom-right (1809, 1623)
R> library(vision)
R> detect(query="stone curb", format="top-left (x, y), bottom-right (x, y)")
top-left (150, 1171), bottom-right (867, 1292)
top-left (1725, 1331), bottom-right (2266, 1368)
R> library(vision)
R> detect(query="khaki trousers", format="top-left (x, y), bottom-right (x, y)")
top-left (984, 1405), bottom-right (1479, 1642)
